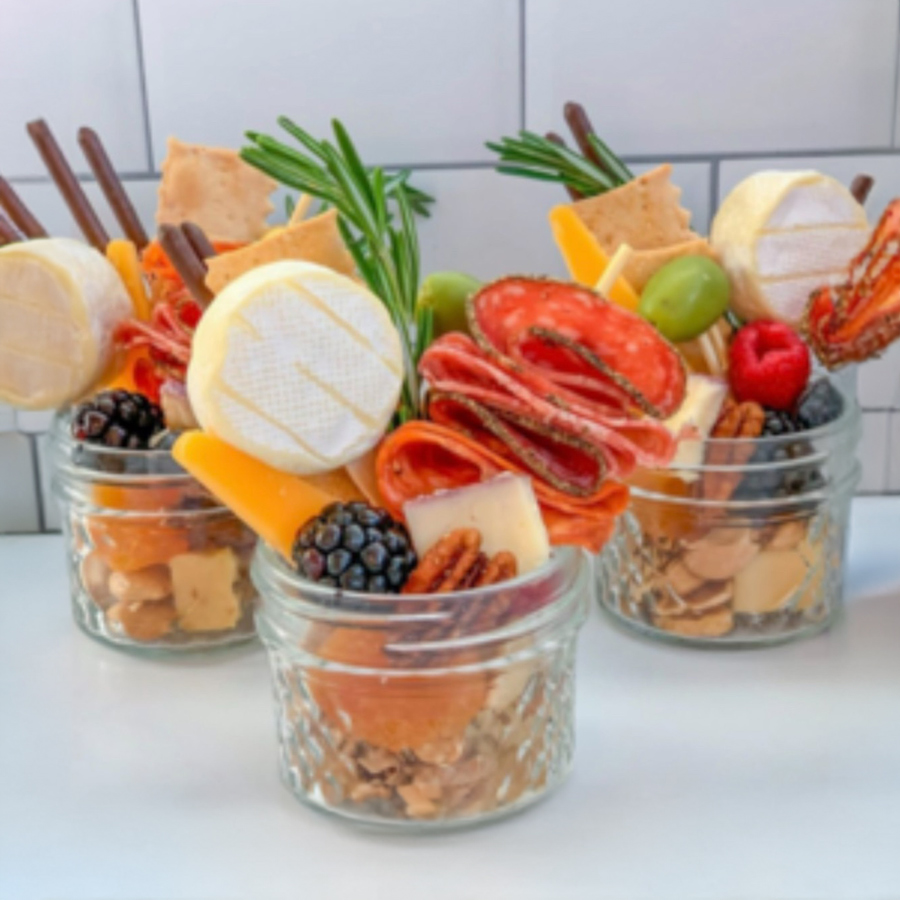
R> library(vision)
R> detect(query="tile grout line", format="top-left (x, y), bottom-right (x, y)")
top-left (131, 0), bottom-right (156, 173)
top-left (519, 0), bottom-right (527, 129)
top-left (892, 0), bottom-right (900, 148)
top-left (708, 159), bottom-right (720, 229)
top-left (8, 145), bottom-right (900, 185)
top-left (27, 434), bottom-right (46, 533)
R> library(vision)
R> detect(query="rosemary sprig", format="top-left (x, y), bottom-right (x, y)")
top-left (242, 118), bottom-right (432, 421)
top-left (486, 129), bottom-right (633, 197)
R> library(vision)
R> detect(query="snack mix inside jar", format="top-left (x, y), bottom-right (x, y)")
top-left (253, 538), bottom-right (589, 829)
top-left (597, 373), bottom-right (861, 646)
top-left (51, 403), bottom-right (258, 651)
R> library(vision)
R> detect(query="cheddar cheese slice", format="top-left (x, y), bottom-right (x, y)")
top-left (173, 431), bottom-right (362, 559)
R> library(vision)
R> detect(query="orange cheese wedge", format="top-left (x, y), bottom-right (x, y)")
top-left (106, 239), bottom-right (151, 321)
top-left (549, 205), bottom-right (640, 311)
top-left (173, 431), bottom-right (363, 559)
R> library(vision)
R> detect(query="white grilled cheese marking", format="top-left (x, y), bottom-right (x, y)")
top-left (291, 276), bottom-right (403, 377)
top-left (212, 380), bottom-right (332, 467)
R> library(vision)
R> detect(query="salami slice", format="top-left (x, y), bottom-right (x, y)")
top-left (375, 421), bottom-right (629, 553)
top-left (428, 391), bottom-right (607, 496)
top-left (468, 277), bottom-right (686, 417)
top-left (420, 334), bottom-right (676, 478)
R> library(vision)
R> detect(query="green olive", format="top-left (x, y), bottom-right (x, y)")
top-left (415, 271), bottom-right (482, 337)
top-left (638, 256), bottom-right (731, 343)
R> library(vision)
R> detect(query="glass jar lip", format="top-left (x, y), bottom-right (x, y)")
top-left (253, 540), bottom-right (582, 608)
top-left (698, 379), bottom-right (860, 450)
top-left (252, 541), bottom-right (590, 675)
top-left (50, 410), bottom-right (192, 483)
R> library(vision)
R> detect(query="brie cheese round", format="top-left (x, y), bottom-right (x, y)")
top-left (0, 238), bottom-right (132, 410)
top-left (188, 260), bottom-right (404, 474)
top-left (711, 171), bottom-right (869, 326)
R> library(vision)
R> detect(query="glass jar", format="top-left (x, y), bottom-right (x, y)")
top-left (597, 379), bottom-right (862, 647)
top-left (50, 414), bottom-right (257, 651)
top-left (252, 543), bottom-right (590, 829)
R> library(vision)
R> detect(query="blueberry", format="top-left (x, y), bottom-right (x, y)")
top-left (361, 542), bottom-right (389, 573)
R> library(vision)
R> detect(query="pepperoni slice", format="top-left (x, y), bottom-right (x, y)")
top-left (468, 277), bottom-right (686, 417)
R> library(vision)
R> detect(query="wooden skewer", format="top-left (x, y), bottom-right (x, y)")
top-left (27, 118), bottom-right (109, 250)
top-left (288, 193), bottom-right (313, 225)
top-left (77, 126), bottom-right (149, 249)
top-left (708, 321), bottom-right (729, 369)
top-left (0, 211), bottom-right (21, 245)
top-left (545, 132), bottom-right (583, 200)
top-left (158, 224), bottom-right (214, 306)
top-left (698, 332), bottom-right (723, 376)
top-left (0, 175), bottom-right (46, 237)
top-left (595, 243), bottom-right (633, 296)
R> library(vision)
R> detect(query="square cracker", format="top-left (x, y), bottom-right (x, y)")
top-left (156, 137), bottom-right (277, 243)
top-left (205, 208), bottom-right (356, 293)
top-left (623, 239), bottom-right (720, 292)
top-left (573, 163), bottom-right (696, 254)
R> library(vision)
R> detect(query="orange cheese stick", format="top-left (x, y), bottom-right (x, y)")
top-left (548, 205), bottom-right (640, 311)
top-left (106, 239), bottom-right (151, 321)
top-left (173, 431), bottom-right (362, 560)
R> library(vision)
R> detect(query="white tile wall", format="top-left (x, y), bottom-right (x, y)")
top-left (859, 412), bottom-right (891, 493)
top-left (2, 0), bottom-right (900, 532)
top-left (526, 0), bottom-right (899, 156)
top-left (0, 0), bottom-right (148, 178)
top-left (138, 0), bottom-right (521, 166)
top-left (889, 414), bottom-right (900, 489)
top-left (0, 434), bottom-right (40, 533)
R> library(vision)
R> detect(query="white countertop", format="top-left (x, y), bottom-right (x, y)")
top-left (1, 497), bottom-right (899, 900)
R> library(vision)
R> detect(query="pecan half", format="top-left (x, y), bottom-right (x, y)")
top-left (702, 399), bottom-right (765, 502)
top-left (403, 529), bottom-right (517, 594)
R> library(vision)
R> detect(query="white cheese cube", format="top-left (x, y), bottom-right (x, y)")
top-left (403, 474), bottom-right (550, 575)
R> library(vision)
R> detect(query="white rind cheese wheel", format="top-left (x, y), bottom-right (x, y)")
top-left (710, 171), bottom-right (869, 326)
top-left (0, 238), bottom-right (132, 410)
top-left (188, 260), bottom-right (404, 474)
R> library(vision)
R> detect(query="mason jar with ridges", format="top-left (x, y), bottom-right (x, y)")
top-left (252, 543), bottom-right (590, 829)
top-left (50, 413), bottom-right (258, 651)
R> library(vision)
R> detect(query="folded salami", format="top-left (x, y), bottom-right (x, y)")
top-left (420, 334), bottom-right (676, 485)
top-left (375, 421), bottom-right (629, 553)
top-left (468, 276), bottom-right (686, 418)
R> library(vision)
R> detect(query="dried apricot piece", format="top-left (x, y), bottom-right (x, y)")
top-left (310, 628), bottom-right (487, 753)
top-left (87, 516), bottom-right (190, 573)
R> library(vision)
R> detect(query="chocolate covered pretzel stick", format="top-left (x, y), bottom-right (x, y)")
top-left (180, 221), bottom-right (217, 261)
top-left (563, 101), bottom-right (616, 181)
top-left (0, 211), bottom-right (21, 245)
top-left (850, 174), bottom-right (874, 206)
top-left (158, 224), bottom-right (214, 306)
top-left (27, 118), bottom-right (108, 250)
top-left (0, 176), bottom-right (46, 237)
top-left (77, 126), bottom-right (148, 249)
top-left (545, 132), bottom-right (583, 200)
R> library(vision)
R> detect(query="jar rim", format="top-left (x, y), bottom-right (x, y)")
top-left (50, 410), bottom-right (194, 484)
top-left (253, 540), bottom-right (583, 607)
top-left (252, 541), bottom-right (590, 675)
top-left (696, 379), bottom-right (860, 450)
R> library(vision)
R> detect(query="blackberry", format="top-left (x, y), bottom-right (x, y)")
top-left (72, 390), bottom-right (165, 450)
top-left (733, 438), bottom-right (825, 501)
top-left (761, 408), bottom-right (800, 438)
top-left (292, 501), bottom-right (417, 593)
top-left (796, 379), bottom-right (843, 431)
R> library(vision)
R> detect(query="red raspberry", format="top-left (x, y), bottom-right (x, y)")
top-left (728, 321), bottom-right (811, 411)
